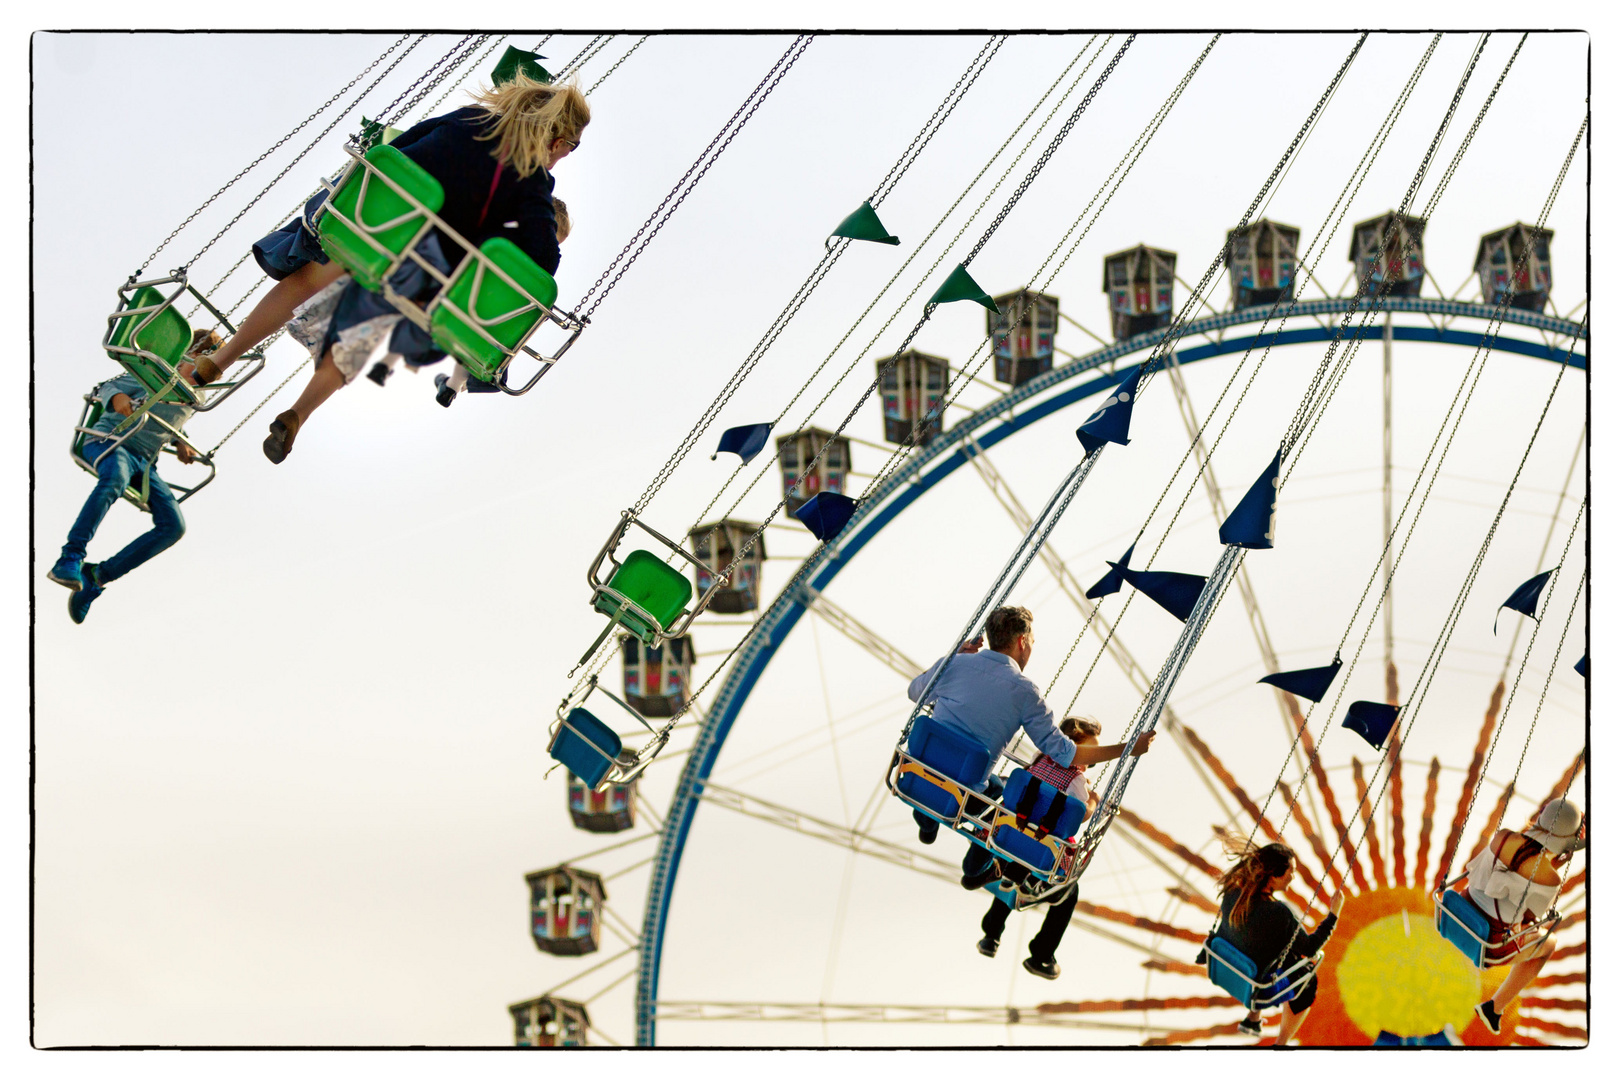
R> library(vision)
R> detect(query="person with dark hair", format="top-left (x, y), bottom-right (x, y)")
top-left (1458, 797), bottom-right (1584, 1034)
top-left (975, 715), bottom-right (1109, 980)
top-left (907, 606), bottom-right (1153, 888)
top-left (1212, 830), bottom-right (1344, 1044)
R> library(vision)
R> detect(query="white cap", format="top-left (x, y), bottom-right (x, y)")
top-left (1524, 797), bottom-right (1585, 855)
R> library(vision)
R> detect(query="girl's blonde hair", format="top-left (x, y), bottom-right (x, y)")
top-left (470, 75), bottom-right (590, 178)
top-left (551, 197), bottom-right (571, 243)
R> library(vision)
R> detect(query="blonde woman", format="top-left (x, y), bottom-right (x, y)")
top-left (194, 75), bottom-right (589, 462)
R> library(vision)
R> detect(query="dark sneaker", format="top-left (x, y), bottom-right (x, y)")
top-left (68, 565), bottom-right (103, 624)
top-left (1238, 1016), bottom-right (1263, 1036)
top-left (917, 820), bottom-right (939, 845)
top-left (434, 373), bottom-right (457, 408)
top-left (367, 362), bottom-right (391, 386)
top-left (962, 865), bottom-right (1000, 891)
top-left (977, 936), bottom-right (998, 958)
top-left (1475, 1000), bottom-right (1502, 1035)
top-left (48, 557), bottom-right (84, 592)
top-left (1023, 956), bottom-right (1060, 980)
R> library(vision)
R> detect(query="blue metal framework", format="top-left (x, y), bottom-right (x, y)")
top-left (632, 295), bottom-right (1586, 1044)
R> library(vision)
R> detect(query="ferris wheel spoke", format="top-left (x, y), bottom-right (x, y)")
top-left (803, 588), bottom-right (924, 679)
top-left (1349, 758), bottom-right (1390, 889)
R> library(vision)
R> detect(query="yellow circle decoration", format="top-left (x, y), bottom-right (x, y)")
top-left (1336, 910), bottom-right (1479, 1037)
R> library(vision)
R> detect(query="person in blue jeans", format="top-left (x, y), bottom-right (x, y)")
top-left (906, 605), bottom-right (1154, 889)
top-left (47, 330), bottom-right (218, 622)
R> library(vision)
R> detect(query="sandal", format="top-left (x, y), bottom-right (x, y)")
top-left (263, 409), bottom-right (301, 464)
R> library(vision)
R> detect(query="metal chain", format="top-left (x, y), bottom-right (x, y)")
top-left (868, 36), bottom-right (1005, 206)
top-left (690, 36), bottom-right (1107, 535)
top-left (576, 35), bottom-right (814, 321)
top-left (382, 34), bottom-right (489, 129)
top-left (554, 35), bottom-right (610, 80)
top-left (372, 34), bottom-right (475, 128)
top-left (588, 37), bottom-right (651, 96)
top-left (136, 34), bottom-right (412, 276)
top-left (181, 36), bottom-right (427, 269)
top-left (421, 35), bottom-right (511, 116)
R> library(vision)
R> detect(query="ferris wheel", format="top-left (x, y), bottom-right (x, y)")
top-left (510, 33), bottom-right (1588, 1049)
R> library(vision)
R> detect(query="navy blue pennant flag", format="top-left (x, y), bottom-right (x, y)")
top-left (1495, 568), bottom-right (1557, 634)
top-left (1259, 656), bottom-right (1343, 703)
top-left (1575, 654), bottom-right (1587, 678)
top-left (1119, 566), bottom-right (1208, 624)
top-left (1342, 700), bottom-right (1400, 750)
top-left (1219, 450), bottom-right (1283, 550)
top-left (1076, 365), bottom-right (1145, 455)
top-left (1085, 542), bottom-right (1136, 600)
top-left (712, 422), bottom-right (773, 465)
top-left (794, 491), bottom-right (857, 542)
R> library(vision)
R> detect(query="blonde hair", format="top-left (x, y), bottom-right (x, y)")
top-left (186, 328), bottom-right (224, 357)
top-left (470, 75), bottom-right (590, 178)
top-left (552, 197), bottom-right (571, 243)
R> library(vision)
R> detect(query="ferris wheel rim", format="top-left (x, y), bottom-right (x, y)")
top-left (632, 293), bottom-right (1587, 1045)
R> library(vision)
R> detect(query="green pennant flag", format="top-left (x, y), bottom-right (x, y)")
top-left (829, 201), bottom-right (899, 246)
top-left (358, 116), bottom-right (404, 147)
top-left (929, 263), bottom-right (998, 313)
top-left (493, 46), bottom-right (553, 85)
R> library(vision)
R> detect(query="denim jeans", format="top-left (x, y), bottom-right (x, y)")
top-left (63, 439), bottom-right (185, 583)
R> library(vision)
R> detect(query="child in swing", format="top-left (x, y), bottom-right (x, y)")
top-left (192, 75), bottom-right (587, 463)
top-left (364, 197), bottom-right (572, 406)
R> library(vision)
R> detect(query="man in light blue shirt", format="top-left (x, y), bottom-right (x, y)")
top-left (47, 331), bottom-right (216, 623)
top-left (908, 605), bottom-right (1154, 888)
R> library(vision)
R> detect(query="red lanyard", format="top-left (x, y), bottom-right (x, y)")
top-left (476, 160), bottom-right (506, 231)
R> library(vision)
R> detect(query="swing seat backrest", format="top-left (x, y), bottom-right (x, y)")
top-left (548, 707), bottom-right (623, 790)
top-left (318, 145), bottom-right (445, 291)
top-left (106, 286), bottom-right (197, 404)
top-left (989, 768), bottom-right (1085, 875)
top-left (430, 237), bottom-right (558, 381)
top-left (895, 716), bottom-right (991, 823)
top-left (1435, 889), bottom-right (1491, 967)
top-left (1205, 935), bottom-right (1261, 1009)
top-left (593, 550), bottom-right (694, 646)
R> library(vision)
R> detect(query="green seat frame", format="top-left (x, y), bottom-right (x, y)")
top-left (592, 550), bottom-right (694, 645)
top-left (70, 394), bottom-right (215, 511)
top-left (429, 237), bottom-right (559, 381)
top-left (316, 144), bottom-right (445, 291)
top-left (105, 285), bottom-right (201, 407)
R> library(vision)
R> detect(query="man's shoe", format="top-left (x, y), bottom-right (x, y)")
top-left (1475, 999), bottom-right (1503, 1036)
top-left (976, 936), bottom-right (998, 958)
top-left (962, 865), bottom-right (1000, 891)
top-left (434, 373), bottom-right (457, 408)
top-left (47, 557), bottom-right (83, 592)
top-left (917, 820), bottom-right (939, 845)
top-left (263, 409), bottom-right (301, 464)
top-left (1022, 956), bottom-right (1060, 980)
top-left (1237, 1015), bottom-right (1263, 1036)
top-left (367, 362), bottom-right (391, 386)
top-left (68, 565), bottom-right (103, 624)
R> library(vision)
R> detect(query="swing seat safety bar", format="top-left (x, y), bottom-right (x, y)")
top-left (70, 395), bottom-right (216, 511)
top-left (103, 273), bottom-right (266, 413)
top-left (885, 745), bottom-right (1082, 903)
top-left (1432, 877), bottom-right (1562, 969)
top-left (314, 144), bottom-right (587, 396)
top-left (1202, 933), bottom-right (1320, 1011)
top-left (549, 675), bottom-right (666, 793)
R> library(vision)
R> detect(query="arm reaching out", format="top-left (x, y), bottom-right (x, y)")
top-left (1073, 730), bottom-right (1156, 766)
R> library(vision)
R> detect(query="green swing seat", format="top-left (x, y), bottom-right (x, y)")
top-left (317, 144), bottom-right (445, 291)
top-left (430, 236), bottom-right (559, 381)
top-left (593, 550), bottom-right (694, 646)
top-left (106, 286), bottom-right (199, 406)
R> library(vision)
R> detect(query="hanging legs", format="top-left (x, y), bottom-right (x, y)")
top-left (1477, 931), bottom-right (1558, 1033)
top-left (200, 260), bottom-right (348, 382)
top-left (263, 349), bottom-right (346, 465)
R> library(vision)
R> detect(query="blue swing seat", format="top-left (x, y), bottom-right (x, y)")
top-left (1205, 935), bottom-right (1302, 1010)
top-left (1435, 889), bottom-right (1492, 967)
top-left (548, 708), bottom-right (622, 790)
top-left (990, 768), bottom-right (1087, 876)
top-left (895, 715), bottom-right (991, 823)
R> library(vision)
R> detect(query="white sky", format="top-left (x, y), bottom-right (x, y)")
top-left (11, 4), bottom-right (1619, 1078)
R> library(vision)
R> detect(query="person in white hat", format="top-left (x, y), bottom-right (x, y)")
top-left (1460, 796), bottom-right (1585, 1034)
